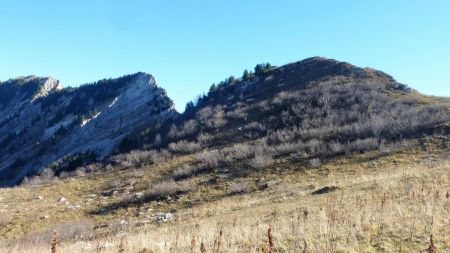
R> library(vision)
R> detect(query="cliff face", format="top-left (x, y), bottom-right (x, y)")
top-left (0, 72), bottom-right (176, 186)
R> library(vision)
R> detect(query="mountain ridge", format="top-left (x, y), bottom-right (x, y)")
top-left (0, 57), bottom-right (448, 187)
top-left (0, 72), bottom-right (175, 186)
top-left (1, 57), bottom-right (450, 252)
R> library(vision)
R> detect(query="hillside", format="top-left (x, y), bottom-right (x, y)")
top-left (1, 57), bottom-right (449, 252)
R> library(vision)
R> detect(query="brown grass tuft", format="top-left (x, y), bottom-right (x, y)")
top-left (200, 240), bottom-right (206, 253)
top-left (50, 230), bottom-right (58, 253)
top-left (262, 226), bottom-right (274, 253)
top-left (213, 229), bottom-right (223, 253)
top-left (428, 234), bottom-right (437, 253)
top-left (190, 235), bottom-right (196, 253)
top-left (118, 238), bottom-right (125, 253)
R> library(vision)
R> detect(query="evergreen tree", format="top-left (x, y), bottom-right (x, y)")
top-left (227, 75), bottom-right (236, 85)
top-left (185, 101), bottom-right (195, 112)
top-left (255, 63), bottom-right (273, 75)
top-left (209, 83), bottom-right (217, 94)
top-left (255, 64), bottom-right (264, 75)
top-left (242, 69), bottom-right (250, 80)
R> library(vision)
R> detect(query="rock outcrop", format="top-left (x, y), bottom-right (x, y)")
top-left (0, 72), bottom-right (176, 186)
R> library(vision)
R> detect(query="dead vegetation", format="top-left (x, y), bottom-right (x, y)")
top-left (1, 141), bottom-right (449, 252)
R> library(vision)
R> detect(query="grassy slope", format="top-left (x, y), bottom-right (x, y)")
top-left (1, 135), bottom-right (449, 253)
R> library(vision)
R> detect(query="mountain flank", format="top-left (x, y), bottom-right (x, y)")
top-left (0, 57), bottom-right (449, 252)
top-left (0, 73), bottom-right (175, 186)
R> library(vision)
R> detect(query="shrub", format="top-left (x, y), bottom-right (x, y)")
top-left (225, 143), bottom-right (253, 161)
top-left (197, 132), bottom-right (213, 143)
top-left (196, 106), bottom-right (227, 129)
top-left (20, 221), bottom-right (93, 244)
top-left (226, 106), bottom-right (248, 119)
top-left (309, 158), bottom-right (321, 168)
top-left (148, 180), bottom-right (193, 200)
top-left (196, 150), bottom-right (225, 168)
top-left (168, 140), bottom-right (202, 154)
top-left (168, 120), bottom-right (198, 139)
top-left (110, 150), bottom-right (171, 167)
top-left (230, 182), bottom-right (252, 194)
top-left (351, 138), bottom-right (379, 152)
top-left (248, 153), bottom-right (274, 169)
top-left (21, 168), bottom-right (57, 185)
top-left (173, 164), bottom-right (196, 180)
top-left (244, 122), bottom-right (266, 132)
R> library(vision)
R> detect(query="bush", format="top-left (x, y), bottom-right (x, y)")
top-left (148, 180), bottom-right (193, 200)
top-left (167, 120), bottom-right (198, 139)
top-left (197, 132), bottom-right (213, 143)
top-left (309, 158), bottom-right (321, 168)
top-left (168, 140), bottom-right (202, 154)
top-left (173, 164), bottom-right (195, 180)
top-left (196, 106), bottom-right (227, 129)
top-left (110, 150), bottom-right (171, 167)
top-left (351, 138), bottom-right (379, 152)
top-left (225, 143), bottom-right (253, 161)
top-left (230, 182), bottom-right (252, 194)
top-left (196, 150), bottom-right (225, 168)
top-left (248, 153), bottom-right (274, 169)
top-left (22, 168), bottom-right (57, 185)
top-left (20, 221), bottom-right (93, 243)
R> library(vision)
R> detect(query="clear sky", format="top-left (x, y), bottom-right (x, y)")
top-left (1, 1), bottom-right (449, 111)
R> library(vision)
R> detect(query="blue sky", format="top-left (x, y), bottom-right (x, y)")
top-left (1, 1), bottom-right (449, 111)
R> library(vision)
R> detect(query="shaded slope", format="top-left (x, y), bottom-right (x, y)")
top-left (0, 73), bottom-right (175, 186)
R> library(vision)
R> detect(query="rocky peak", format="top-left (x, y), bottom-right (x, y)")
top-left (0, 72), bottom-right (175, 187)
top-left (0, 76), bottom-right (62, 103)
top-left (33, 77), bottom-right (62, 99)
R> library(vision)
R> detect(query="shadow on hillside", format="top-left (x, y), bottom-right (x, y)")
top-left (87, 191), bottom-right (232, 216)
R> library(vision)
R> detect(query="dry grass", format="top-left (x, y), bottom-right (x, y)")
top-left (1, 142), bottom-right (449, 252)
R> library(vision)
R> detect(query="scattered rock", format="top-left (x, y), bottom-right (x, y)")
top-left (263, 180), bottom-right (279, 189)
top-left (58, 197), bottom-right (67, 203)
top-left (99, 242), bottom-right (114, 249)
top-left (94, 223), bottom-right (108, 229)
top-left (101, 190), bottom-right (117, 197)
top-left (312, 186), bottom-right (339, 195)
top-left (37, 196), bottom-right (43, 200)
top-left (67, 204), bottom-right (81, 209)
top-left (156, 212), bottom-right (173, 222)
top-left (218, 174), bottom-right (232, 179)
top-left (116, 231), bottom-right (128, 237)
